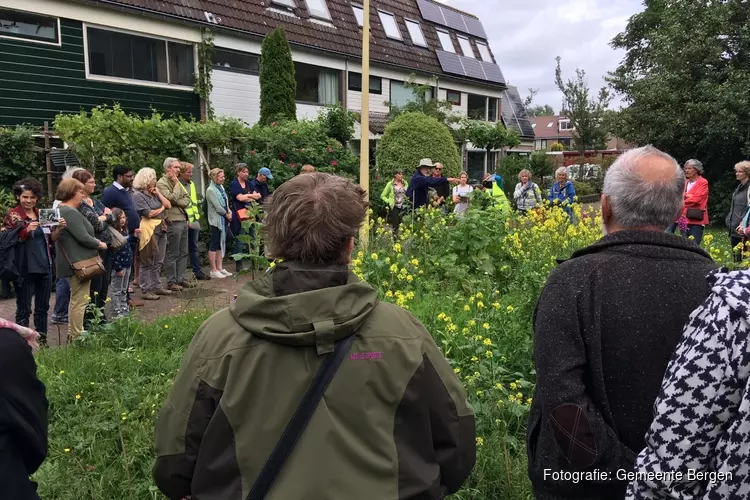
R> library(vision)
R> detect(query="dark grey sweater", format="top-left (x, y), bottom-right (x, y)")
top-left (55, 206), bottom-right (101, 279)
top-left (527, 230), bottom-right (717, 499)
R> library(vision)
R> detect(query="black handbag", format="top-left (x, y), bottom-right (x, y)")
top-left (246, 334), bottom-right (356, 500)
top-left (686, 207), bottom-right (705, 221)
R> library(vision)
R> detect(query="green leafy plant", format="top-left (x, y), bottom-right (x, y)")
top-left (195, 28), bottom-right (216, 121)
top-left (259, 27), bottom-right (297, 125)
top-left (550, 142), bottom-right (564, 152)
top-left (0, 126), bottom-right (37, 188)
top-left (321, 103), bottom-right (356, 147)
top-left (376, 112), bottom-right (461, 179)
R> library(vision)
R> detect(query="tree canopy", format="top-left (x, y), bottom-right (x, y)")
top-left (607, 0), bottom-right (750, 220)
top-left (527, 104), bottom-right (555, 117)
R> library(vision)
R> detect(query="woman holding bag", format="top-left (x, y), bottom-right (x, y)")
top-left (54, 179), bottom-right (107, 341)
top-left (678, 159), bottom-right (709, 246)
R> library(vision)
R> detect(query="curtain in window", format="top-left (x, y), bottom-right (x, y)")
top-left (318, 70), bottom-right (339, 105)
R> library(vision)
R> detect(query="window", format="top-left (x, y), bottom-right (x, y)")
top-left (457, 36), bottom-right (474, 58)
top-left (488, 97), bottom-right (498, 122)
top-left (271, 0), bottom-right (296, 8)
top-left (446, 90), bottom-right (461, 106)
top-left (405, 20), bottom-right (426, 47)
top-left (546, 122), bottom-right (553, 128)
top-left (0, 8), bottom-right (58, 44)
top-left (378, 11), bottom-right (401, 40)
top-left (352, 5), bottom-right (364, 26)
top-left (212, 48), bottom-right (259, 74)
top-left (295, 62), bottom-right (340, 105)
top-left (531, 123), bottom-right (537, 128)
top-left (468, 94), bottom-right (486, 119)
top-left (467, 151), bottom-right (486, 184)
top-left (476, 42), bottom-right (492, 62)
top-left (559, 119), bottom-right (573, 131)
top-left (390, 81), bottom-right (430, 108)
top-left (348, 72), bottom-right (383, 95)
top-left (305, 0), bottom-right (331, 20)
top-left (437, 30), bottom-right (454, 53)
top-left (87, 27), bottom-right (195, 86)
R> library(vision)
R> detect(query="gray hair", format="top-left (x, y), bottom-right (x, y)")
top-left (163, 157), bottom-right (180, 170)
top-left (685, 159), bottom-right (704, 174)
top-left (518, 169), bottom-right (532, 180)
top-left (133, 167), bottom-right (158, 191)
top-left (555, 166), bottom-right (568, 177)
top-left (603, 145), bottom-right (684, 230)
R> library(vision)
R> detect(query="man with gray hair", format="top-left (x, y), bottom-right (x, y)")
top-left (527, 145), bottom-right (717, 500)
top-left (156, 157), bottom-right (194, 291)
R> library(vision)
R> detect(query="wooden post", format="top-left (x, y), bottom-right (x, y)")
top-left (44, 121), bottom-right (53, 199)
top-left (358, 0), bottom-right (371, 248)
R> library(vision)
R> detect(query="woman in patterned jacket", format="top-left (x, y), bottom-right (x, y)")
top-left (627, 270), bottom-right (750, 499)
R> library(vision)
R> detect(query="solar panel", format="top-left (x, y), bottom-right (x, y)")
top-left (501, 87), bottom-right (535, 137)
top-left (416, 0), bottom-right (444, 25)
top-left (463, 16), bottom-right (487, 39)
top-left (481, 61), bottom-right (505, 84)
top-left (436, 50), bottom-right (466, 77)
top-left (461, 56), bottom-right (486, 80)
top-left (442, 8), bottom-right (467, 33)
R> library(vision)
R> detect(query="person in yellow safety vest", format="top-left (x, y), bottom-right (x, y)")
top-left (179, 163), bottom-right (210, 281)
top-left (483, 173), bottom-right (511, 217)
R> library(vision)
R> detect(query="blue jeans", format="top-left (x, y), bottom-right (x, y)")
top-left (682, 224), bottom-right (704, 246)
top-left (188, 226), bottom-right (202, 275)
top-left (53, 277), bottom-right (70, 321)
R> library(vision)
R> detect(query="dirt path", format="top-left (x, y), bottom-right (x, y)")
top-left (0, 271), bottom-right (257, 347)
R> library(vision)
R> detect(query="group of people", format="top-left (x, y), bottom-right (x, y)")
top-left (0, 157), bottom-right (286, 343)
top-left (529, 145), bottom-right (750, 499)
top-left (379, 158), bottom-right (577, 233)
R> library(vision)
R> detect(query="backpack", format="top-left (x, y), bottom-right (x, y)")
top-left (0, 226), bottom-right (23, 281)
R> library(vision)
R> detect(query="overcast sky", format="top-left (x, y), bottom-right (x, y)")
top-left (440, 0), bottom-right (644, 112)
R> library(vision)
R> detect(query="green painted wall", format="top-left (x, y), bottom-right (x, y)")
top-left (0, 19), bottom-right (199, 127)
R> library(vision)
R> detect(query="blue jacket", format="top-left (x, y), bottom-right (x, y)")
top-left (548, 181), bottom-right (576, 205)
top-left (112, 234), bottom-right (133, 272)
top-left (406, 170), bottom-right (450, 209)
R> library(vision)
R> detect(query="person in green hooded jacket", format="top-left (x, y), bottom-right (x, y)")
top-left (153, 172), bottom-right (476, 500)
top-left (380, 168), bottom-right (408, 235)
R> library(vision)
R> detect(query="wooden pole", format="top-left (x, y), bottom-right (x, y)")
top-left (358, 0), bottom-right (371, 248)
top-left (44, 121), bottom-right (53, 199)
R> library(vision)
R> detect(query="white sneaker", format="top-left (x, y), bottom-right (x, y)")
top-left (220, 269), bottom-right (233, 277)
top-left (210, 271), bottom-right (226, 279)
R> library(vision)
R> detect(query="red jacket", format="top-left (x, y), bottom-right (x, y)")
top-left (681, 176), bottom-right (709, 225)
top-left (2, 206), bottom-right (37, 240)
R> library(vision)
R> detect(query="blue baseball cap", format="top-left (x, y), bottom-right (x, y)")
top-left (258, 167), bottom-right (273, 180)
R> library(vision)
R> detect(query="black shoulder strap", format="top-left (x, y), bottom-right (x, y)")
top-left (246, 334), bottom-right (356, 500)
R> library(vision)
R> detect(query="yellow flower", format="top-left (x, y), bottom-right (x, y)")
top-left (357, 251), bottom-right (364, 259)
top-left (75, 394), bottom-right (81, 400)
top-left (64, 448), bottom-right (71, 453)
top-left (476, 436), bottom-right (484, 446)
top-left (476, 292), bottom-right (483, 299)
top-left (463, 305), bottom-right (471, 311)
top-left (482, 323), bottom-right (490, 330)
top-left (164, 324), bottom-right (169, 329)
top-left (506, 305), bottom-right (515, 313)
top-left (389, 263), bottom-right (398, 273)
top-left (494, 382), bottom-right (503, 390)
top-left (418, 270), bottom-right (424, 275)
top-left (477, 301), bottom-right (485, 309)
top-left (492, 302), bottom-right (501, 309)
top-left (59, 370), bottom-right (65, 375)
top-left (393, 243), bottom-right (402, 253)
top-left (483, 338), bottom-right (492, 346)
top-left (453, 367), bottom-right (461, 374)
top-left (469, 296), bottom-right (475, 303)
top-left (471, 356), bottom-right (479, 362)
top-left (510, 382), bottom-right (518, 390)
top-left (385, 257), bottom-right (391, 264)
top-left (370, 253), bottom-right (378, 260)
top-left (462, 327), bottom-right (469, 334)
top-left (411, 258), bottom-right (419, 266)
top-left (484, 350), bottom-right (493, 358)
top-left (468, 319), bottom-right (476, 327)
top-left (437, 312), bottom-right (446, 320)
top-left (526, 397), bottom-right (533, 405)
top-left (385, 290), bottom-right (393, 298)
top-left (406, 275), bottom-right (413, 282)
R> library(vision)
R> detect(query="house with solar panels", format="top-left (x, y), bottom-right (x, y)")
top-left (0, 0), bottom-right (532, 177)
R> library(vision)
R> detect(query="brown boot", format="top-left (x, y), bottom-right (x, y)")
top-left (167, 283), bottom-right (183, 292)
top-left (155, 288), bottom-right (173, 296)
top-left (178, 280), bottom-right (196, 289)
top-left (141, 292), bottom-right (160, 300)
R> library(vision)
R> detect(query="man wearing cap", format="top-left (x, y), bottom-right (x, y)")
top-left (249, 167), bottom-right (273, 205)
top-left (406, 158), bottom-right (458, 210)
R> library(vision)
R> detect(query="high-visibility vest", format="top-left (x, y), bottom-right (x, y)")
top-left (184, 181), bottom-right (200, 222)
top-left (491, 181), bottom-right (511, 215)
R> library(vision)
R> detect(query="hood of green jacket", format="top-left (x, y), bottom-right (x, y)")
top-left (229, 260), bottom-right (379, 353)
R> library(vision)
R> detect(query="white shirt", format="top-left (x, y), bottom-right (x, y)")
top-left (453, 184), bottom-right (473, 215)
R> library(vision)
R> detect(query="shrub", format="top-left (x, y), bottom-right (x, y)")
top-left (259, 27), bottom-right (297, 125)
top-left (321, 103), bottom-right (356, 147)
top-left (0, 126), bottom-right (37, 189)
top-left (376, 112), bottom-right (461, 179)
top-left (550, 142), bottom-right (564, 152)
top-left (498, 155), bottom-right (530, 196)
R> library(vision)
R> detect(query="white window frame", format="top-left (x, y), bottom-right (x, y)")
top-left (476, 42), bottom-right (492, 62)
top-left (404, 19), bottom-right (426, 47)
top-left (436, 29), bottom-right (454, 53)
top-left (271, 0), bottom-right (296, 8)
top-left (304, 0), bottom-right (331, 21)
top-left (559, 119), bottom-right (573, 131)
top-left (82, 23), bottom-right (196, 91)
top-left (546, 122), bottom-right (553, 128)
top-left (457, 35), bottom-right (474, 58)
top-left (378, 11), bottom-right (402, 40)
top-left (0, 7), bottom-right (61, 47)
top-left (351, 4), bottom-right (364, 26)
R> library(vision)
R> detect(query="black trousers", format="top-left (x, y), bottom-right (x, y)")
top-left (387, 207), bottom-right (403, 235)
top-left (15, 273), bottom-right (52, 335)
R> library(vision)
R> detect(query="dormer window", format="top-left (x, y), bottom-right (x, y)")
top-left (457, 36), bottom-right (474, 58)
top-left (304, 0), bottom-right (330, 20)
top-left (405, 20), bottom-right (426, 47)
top-left (437, 30), bottom-right (454, 53)
top-left (546, 122), bottom-right (553, 128)
top-left (476, 42), bottom-right (492, 62)
top-left (378, 11), bottom-right (402, 40)
top-left (559, 119), bottom-right (573, 131)
top-left (352, 4), bottom-right (364, 26)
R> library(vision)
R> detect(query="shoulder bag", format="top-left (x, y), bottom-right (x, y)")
top-left (246, 334), bottom-right (356, 500)
top-left (107, 226), bottom-right (128, 251)
top-left (59, 243), bottom-right (104, 281)
top-left (686, 208), bottom-right (705, 221)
